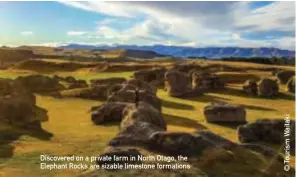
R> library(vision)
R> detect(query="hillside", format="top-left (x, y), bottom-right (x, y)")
top-left (60, 44), bottom-right (295, 59)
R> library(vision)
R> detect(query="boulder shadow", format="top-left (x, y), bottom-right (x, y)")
top-left (163, 113), bottom-right (207, 130)
top-left (184, 94), bottom-right (230, 103)
top-left (0, 126), bottom-right (53, 158)
top-left (209, 122), bottom-right (247, 129)
top-left (239, 104), bottom-right (276, 111)
top-left (162, 99), bottom-right (195, 110)
top-left (211, 87), bottom-right (258, 99)
top-left (277, 92), bottom-right (295, 101)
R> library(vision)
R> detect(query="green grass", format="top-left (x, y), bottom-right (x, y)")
top-left (0, 68), bottom-right (295, 177)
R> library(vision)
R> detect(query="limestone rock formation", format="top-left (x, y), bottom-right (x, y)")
top-left (15, 75), bottom-right (65, 93)
top-left (192, 72), bottom-right (224, 89)
top-left (91, 102), bottom-right (130, 125)
top-left (257, 78), bottom-right (279, 97)
top-left (276, 70), bottom-right (295, 84)
top-left (286, 76), bottom-right (295, 93)
top-left (133, 67), bottom-right (167, 87)
top-left (242, 80), bottom-right (258, 95)
top-left (165, 70), bottom-right (203, 97)
top-left (237, 119), bottom-right (295, 149)
top-left (107, 80), bottom-right (161, 111)
top-left (109, 102), bottom-right (166, 147)
top-left (204, 103), bottom-right (246, 123)
top-left (0, 78), bottom-right (48, 129)
top-left (90, 77), bottom-right (126, 87)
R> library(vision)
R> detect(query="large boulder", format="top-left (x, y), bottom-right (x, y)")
top-left (15, 75), bottom-right (65, 93)
top-left (0, 78), bottom-right (48, 129)
top-left (204, 103), bottom-right (246, 123)
top-left (125, 79), bottom-right (157, 95)
top-left (68, 79), bottom-right (88, 89)
top-left (286, 77), bottom-right (295, 93)
top-left (276, 70), bottom-right (295, 84)
top-left (107, 80), bottom-right (161, 111)
top-left (90, 77), bottom-right (126, 87)
top-left (257, 78), bottom-right (279, 97)
top-left (192, 72), bottom-right (224, 89)
top-left (165, 70), bottom-right (191, 97)
top-left (237, 119), bottom-right (295, 149)
top-left (149, 130), bottom-right (238, 157)
top-left (109, 102), bottom-right (166, 147)
top-left (91, 102), bottom-right (130, 125)
top-left (60, 85), bottom-right (109, 100)
top-left (149, 131), bottom-right (215, 156)
top-left (133, 67), bottom-right (167, 87)
top-left (165, 70), bottom-right (203, 97)
top-left (242, 80), bottom-right (258, 95)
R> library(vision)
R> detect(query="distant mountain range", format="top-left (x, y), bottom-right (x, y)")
top-left (60, 44), bottom-right (295, 59)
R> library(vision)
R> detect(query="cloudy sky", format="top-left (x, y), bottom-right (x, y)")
top-left (0, 1), bottom-right (295, 50)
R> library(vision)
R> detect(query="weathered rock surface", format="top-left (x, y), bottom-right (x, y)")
top-left (192, 72), bottom-right (224, 89)
top-left (204, 103), bottom-right (246, 123)
top-left (91, 102), bottom-right (130, 125)
top-left (60, 85), bottom-right (109, 100)
top-left (258, 78), bottom-right (279, 97)
top-left (287, 77), bottom-right (295, 93)
top-left (238, 119), bottom-right (295, 149)
top-left (0, 78), bottom-right (48, 129)
top-left (276, 70), bottom-right (295, 84)
top-left (90, 77), bottom-right (126, 87)
top-left (107, 80), bottom-right (161, 111)
top-left (15, 75), bottom-right (65, 93)
top-left (133, 67), bottom-right (167, 87)
top-left (108, 102), bottom-right (166, 148)
top-left (165, 70), bottom-right (204, 97)
top-left (242, 80), bottom-right (258, 95)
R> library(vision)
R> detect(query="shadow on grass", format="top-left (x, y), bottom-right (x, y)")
top-left (184, 94), bottom-right (230, 103)
top-left (239, 104), bottom-right (276, 111)
top-left (209, 122), bottom-right (247, 129)
top-left (212, 87), bottom-right (295, 101)
top-left (0, 126), bottom-right (53, 158)
top-left (277, 92), bottom-right (295, 101)
top-left (163, 113), bottom-right (207, 130)
top-left (162, 99), bottom-right (195, 110)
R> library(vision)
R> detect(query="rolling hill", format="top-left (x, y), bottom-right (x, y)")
top-left (60, 44), bottom-right (295, 59)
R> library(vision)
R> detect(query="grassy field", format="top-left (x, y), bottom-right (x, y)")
top-left (0, 62), bottom-right (295, 176)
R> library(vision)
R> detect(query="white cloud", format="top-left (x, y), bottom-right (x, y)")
top-left (67, 31), bottom-right (87, 36)
top-left (20, 31), bottom-right (34, 36)
top-left (232, 33), bottom-right (241, 40)
top-left (60, 1), bottom-right (295, 50)
top-left (235, 2), bottom-right (295, 32)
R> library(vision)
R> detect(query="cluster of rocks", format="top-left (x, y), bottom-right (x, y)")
top-left (164, 70), bottom-right (205, 97)
top-left (93, 98), bottom-right (286, 170)
top-left (91, 79), bottom-right (160, 124)
top-left (242, 80), bottom-right (258, 95)
top-left (287, 77), bottom-right (295, 93)
top-left (276, 70), bottom-right (295, 84)
top-left (204, 103), bottom-right (246, 123)
top-left (192, 72), bottom-right (224, 89)
top-left (238, 119), bottom-right (295, 150)
top-left (0, 78), bottom-right (48, 129)
top-left (243, 78), bottom-right (279, 97)
top-left (15, 74), bottom-right (65, 93)
top-left (133, 67), bottom-right (167, 87)
top-left (60, 77), bottom-right (126, 100)
top-left (53, 75), bottom-right (88, 89)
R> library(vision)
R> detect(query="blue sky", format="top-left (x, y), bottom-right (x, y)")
top-left (0, 1), bottom-right (295, 50)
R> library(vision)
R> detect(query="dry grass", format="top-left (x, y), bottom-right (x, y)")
top-left (0, 60), bottom-right (295, 177)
